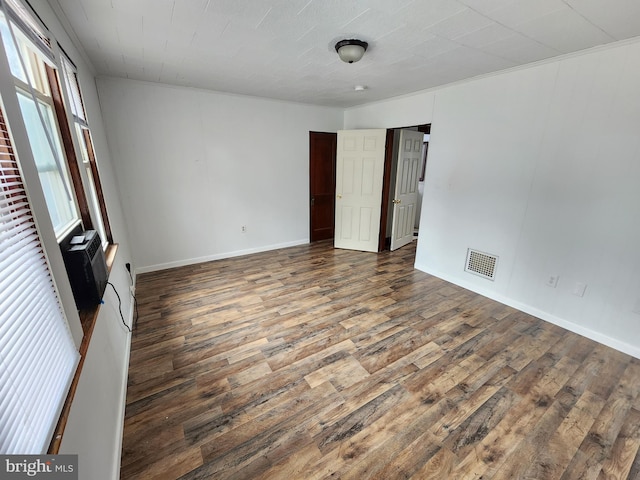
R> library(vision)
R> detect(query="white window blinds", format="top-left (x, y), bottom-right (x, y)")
top-left (0, 103), bottom-right (79, 453)
top-left (60, 55), bottom-right (86, 125)
top-left (2, 0), bottom-right (52, 61)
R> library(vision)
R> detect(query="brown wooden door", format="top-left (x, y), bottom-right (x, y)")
top-left (309, 132), bottom-right (336, 242)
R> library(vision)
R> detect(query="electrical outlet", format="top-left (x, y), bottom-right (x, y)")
top-left (546, 275), bottom-right (559, 288)
top-left (241, 225), bottom-right (246, 233)
top-left (572, 282), bottom-right (587, 297)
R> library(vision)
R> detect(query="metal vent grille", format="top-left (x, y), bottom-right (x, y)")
top-left (87, 233), bottom-right (100, 260)
top-left (465, 249), bottom-right (497, 280)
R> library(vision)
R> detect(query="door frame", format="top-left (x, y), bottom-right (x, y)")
top-left (381, 124), bottom-right (430, 251)
top-left (378, 129), bottom-right (395, 252)
top-left (309, 124), bottom-right (430, 252)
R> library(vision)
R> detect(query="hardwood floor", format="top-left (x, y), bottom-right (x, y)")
top-left (121, 240), bottom-right (640, 479)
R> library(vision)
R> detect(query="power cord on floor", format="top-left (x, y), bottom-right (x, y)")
top-left (107, 281), bottom-right (132, 333)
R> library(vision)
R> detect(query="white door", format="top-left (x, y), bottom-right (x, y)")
top-left (334, 129), bottom-right (387, 252)
top-left (390, 130), bottom-right (423, 251)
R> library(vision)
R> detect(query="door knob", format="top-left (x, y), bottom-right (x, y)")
top-left (337, 194), bottom-right (342, 199)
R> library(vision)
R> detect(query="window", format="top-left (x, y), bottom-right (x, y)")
top-left (0, 1), bottom-right (112, 249)
top-left (0, 0), bottom-right (123, 455)
top-left (0, 101), bottom-right (79, 453)
top-left (16, 90), bottom-right (76, 233)
top-left (60, 54), bottom-right (112, 246)
top-left (0, 0), bottom-right (119, 455)
top-left (0, 5), bottom-right (81, 240)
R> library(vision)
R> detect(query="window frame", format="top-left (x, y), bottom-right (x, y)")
top-left (14, 83), bottom-right (82, 238)
top-left (44, 62), bottom-right (92, 234)
top-left (1, 3), bottom-right (113, 249)
top-left (0, 8), bottom-right (84, 241)
top-left (0, 0), bottom-right (119, 454)
top-left (58, 52), bottom-right (113, 246)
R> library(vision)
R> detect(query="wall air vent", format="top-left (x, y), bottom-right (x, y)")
top-left (465, 249), bottom-right (497, 281)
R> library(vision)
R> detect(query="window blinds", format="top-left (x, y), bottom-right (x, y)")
top-left (0, 103), bottom-right (79, 453)
top-left (60, 55), bottom-right (87, 125)
top-left (2, 0), bottom-right (52, 61)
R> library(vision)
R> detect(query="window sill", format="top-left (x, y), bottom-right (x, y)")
top-left (48, 243), bottom-right (119, 454)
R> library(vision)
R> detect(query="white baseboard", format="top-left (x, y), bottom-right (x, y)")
top-left (112, 304), bottom-right (133, 480)
top-left (135, 239), bottom-right (310, 275)
top-left (415, 261), bottom-right (640, 360)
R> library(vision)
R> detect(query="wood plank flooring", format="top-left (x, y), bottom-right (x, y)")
top-left (121, 240), bottom-right (640, 479)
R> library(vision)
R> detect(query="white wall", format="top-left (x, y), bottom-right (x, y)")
top-left (344, 91), bottom-right (435, 129)
top-left (96, 78), bottom-right (344, 272)
top-left (16, 9), bottom-right (639, 475)
top-left (30, 4), bottom-right (135, 479)
top-left (346, 39), bottom-right (640, 358)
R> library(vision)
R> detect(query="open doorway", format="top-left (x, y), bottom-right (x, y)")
top-left (379, 124), bottom-right (430, 251)
top-left (308, 124), bottom-right (430, 252)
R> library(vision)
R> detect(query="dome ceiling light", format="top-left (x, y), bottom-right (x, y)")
top-left (335, 39), bottom-right (368, 63)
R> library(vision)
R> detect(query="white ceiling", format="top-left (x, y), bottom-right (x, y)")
top-left (49, 0), bottom-right (640, 107)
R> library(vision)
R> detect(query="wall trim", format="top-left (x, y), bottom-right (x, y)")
top-left (344, 36), bottom-right (640, 114)
top-left (415, 261), bottom-right (640, 360)
top-left (97, 75), bottom-right (343, 111)
top-left (112, 306), bottom-right (133, 480)
top-left (136, 239), bottom-right (310, 274)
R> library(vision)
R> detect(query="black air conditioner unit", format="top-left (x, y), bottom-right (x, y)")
top-left (62, 230), bottom-right (108, 309)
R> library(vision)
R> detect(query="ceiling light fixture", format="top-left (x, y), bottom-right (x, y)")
top-left (354, 85), bottom-right (366, 91)
top-left (335, 39), bottom-right (368, 63)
